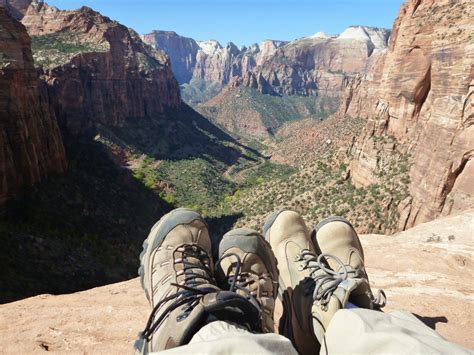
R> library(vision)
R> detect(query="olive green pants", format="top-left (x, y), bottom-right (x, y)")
top-left (155, 309), bottom-right (471, 354)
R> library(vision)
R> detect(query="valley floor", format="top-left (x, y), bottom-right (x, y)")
top-left (1, 212), bottom-right (472, 352)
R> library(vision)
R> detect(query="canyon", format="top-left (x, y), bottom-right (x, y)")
top-left (0, 0), bottom-right (472, 347)
top-left (143, 26), bottom-right (390, 138)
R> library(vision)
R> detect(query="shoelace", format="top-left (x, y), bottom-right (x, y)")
top-left (296, 249), bottom-right (386, 310)
top-left (215, 253), bottom-right (262, 313)
top-left (141, 244), bottom-right (216, 341)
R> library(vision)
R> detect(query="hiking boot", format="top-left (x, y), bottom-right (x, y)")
top-left (135, 208), bottom-right (260, 353)
top-left (215, 228), bottom-right (279, 333)
top-left (263, 210), bottom-right (385, 354)
top-left (312, 216), bottom-right (386, 310)
top-left (263, 209), bottom-right (321, 355)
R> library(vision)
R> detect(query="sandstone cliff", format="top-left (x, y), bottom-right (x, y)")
top-left (185, 27), bottom-right (388, 138)
top-left (340, 0), bottom-right (474, 228)
top-left (143, 27), bottom-right (389, 100)
top-left (141, 30), bottom-right (199, 84)
top-left (241, 26), bottom-right (390, 97)
top-left (22, 2), bottom-right (181, 136)
top-left (0, 7), bottom-right (66, 205)
top-left (142, 31), bottom-right (288, 87)
top-left (0, 0), bottom-right (31, 19)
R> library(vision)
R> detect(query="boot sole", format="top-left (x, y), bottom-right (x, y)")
top-left (138, 208), bottom-right (205, 302)
top-left (218, 228), bottom-right (279, 299)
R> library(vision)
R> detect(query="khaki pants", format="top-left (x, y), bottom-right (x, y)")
top-left (154, 309), bottom-right (471, 354)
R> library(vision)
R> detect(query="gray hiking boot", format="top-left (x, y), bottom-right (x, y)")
top-left (312, 216), bottom-right (386, 310)
top-left (135, 208), bottom-right (261, 353)
top-left (263, 209), bottom-right (321, 354)
top-left (215, 228), bottom-right (279, 333)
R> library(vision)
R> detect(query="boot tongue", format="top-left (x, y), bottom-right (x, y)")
top-left (175, 245), bottom-right (216, 290)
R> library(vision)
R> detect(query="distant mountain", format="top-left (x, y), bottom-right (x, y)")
top-left (143, 26), bottom-right (390, 137)
top-left (143, 26), bottom-right (389, 98)
top-left (142, 31), bottom-right (288, 86)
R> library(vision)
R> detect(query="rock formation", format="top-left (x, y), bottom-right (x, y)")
top-left (22, 2), bottom-right (181, 136)
top-left (143, 26), bottom-right (389, 99)
top-left (339, 0), bottom-right (474, 228)
top-left (142, 31), bottom-right (289, 86)
top-left (0, 7), bottom-right (66, 205)
top-left (241, 26), bottom-right (390, 96)
top-left (0, 0), bottom-right (31, 19)
top-left (141, 30), bottom-right (199, 84)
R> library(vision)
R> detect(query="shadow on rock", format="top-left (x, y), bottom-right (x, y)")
top-left (0, 139), bottom-right (173, 304)
top-left (413, 313), bottom-right (448, 330)
top-left (205, 213), bottom-right (244, 260)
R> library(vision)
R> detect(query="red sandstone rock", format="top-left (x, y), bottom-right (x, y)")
top-left (0, 0), bottom-right (31, 19)
top-left (22, 2), bottom-right (181, 135)
top-left (340, 0), bottom-right (474, 228)
top-left (0, 7), bottom-right (66, 205)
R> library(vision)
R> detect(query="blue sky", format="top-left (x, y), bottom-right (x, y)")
top-left (46, 0), bottom-right (405, 46)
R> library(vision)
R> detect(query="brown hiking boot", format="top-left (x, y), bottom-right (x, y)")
top-left (215, 228), bottom-right (279, 333)
top-left (263, 209), bottom-right (321, 354)
top-left (312, 216), bottom-right (386, 310)
top-left (135, 208), bottom-right (260, 353)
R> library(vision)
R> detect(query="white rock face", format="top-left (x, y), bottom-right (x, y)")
top-left (256, 39), bottom-right (287, 65)
top-left (309, 31), bottom-right (329, 39)
top-left (337, 26), bottom-right (390, 51)
top-left (197, 40), bottom-right (222, 55)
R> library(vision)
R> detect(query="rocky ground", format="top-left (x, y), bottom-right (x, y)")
top-left (1, 211), bottom-right (472, 353)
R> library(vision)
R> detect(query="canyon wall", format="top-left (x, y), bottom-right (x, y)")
top-left (141, 30), bottom-right (199, 84)
top-left (144, 27), bottom-right (389, 98)
top-left (22, 2), bottom-right (181, 136)
top-left (142, 31), bottom-right (288, 86)
top-left (0, 7), bottom-right (66, 204)
top-left (240, 26), bottom-right (390, 96)
top-left (341, 0), bottom-right (474, 228)
top-left (0, 0), bottom-right (31, 19)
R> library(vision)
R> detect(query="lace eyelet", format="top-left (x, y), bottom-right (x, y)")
top-left (176, 312), bottom-right (190, 322)
top-left (297, 264), bottom-right (305, 271)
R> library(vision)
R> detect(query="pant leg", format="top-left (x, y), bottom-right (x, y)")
top-left (322, 308), bottom-right (472, 355)
top-left (151, 320), bottom-right (298, 355)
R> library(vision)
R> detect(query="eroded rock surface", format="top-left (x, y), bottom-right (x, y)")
top-left (22, 2), bottom-right (181, 135)
top-left (0, 7), bottom-right (66, 205)
top-left (339, 0), bottom-right (474, 228)
top-left (0, 0), bottom-right (31, 19)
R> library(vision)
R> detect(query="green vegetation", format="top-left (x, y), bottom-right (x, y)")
top-left (31, 31), bottom-right (109, 68)
top-left (133, 156), bottom-right (237, 216)
top-left (227, 146), bottom-right (411, 233)
top-left (242, 161), bottom-right (296, 186)
top-left (181, 78), bottom-right (224, 106)
top-left (198, 87), bottom-right (340, 132)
